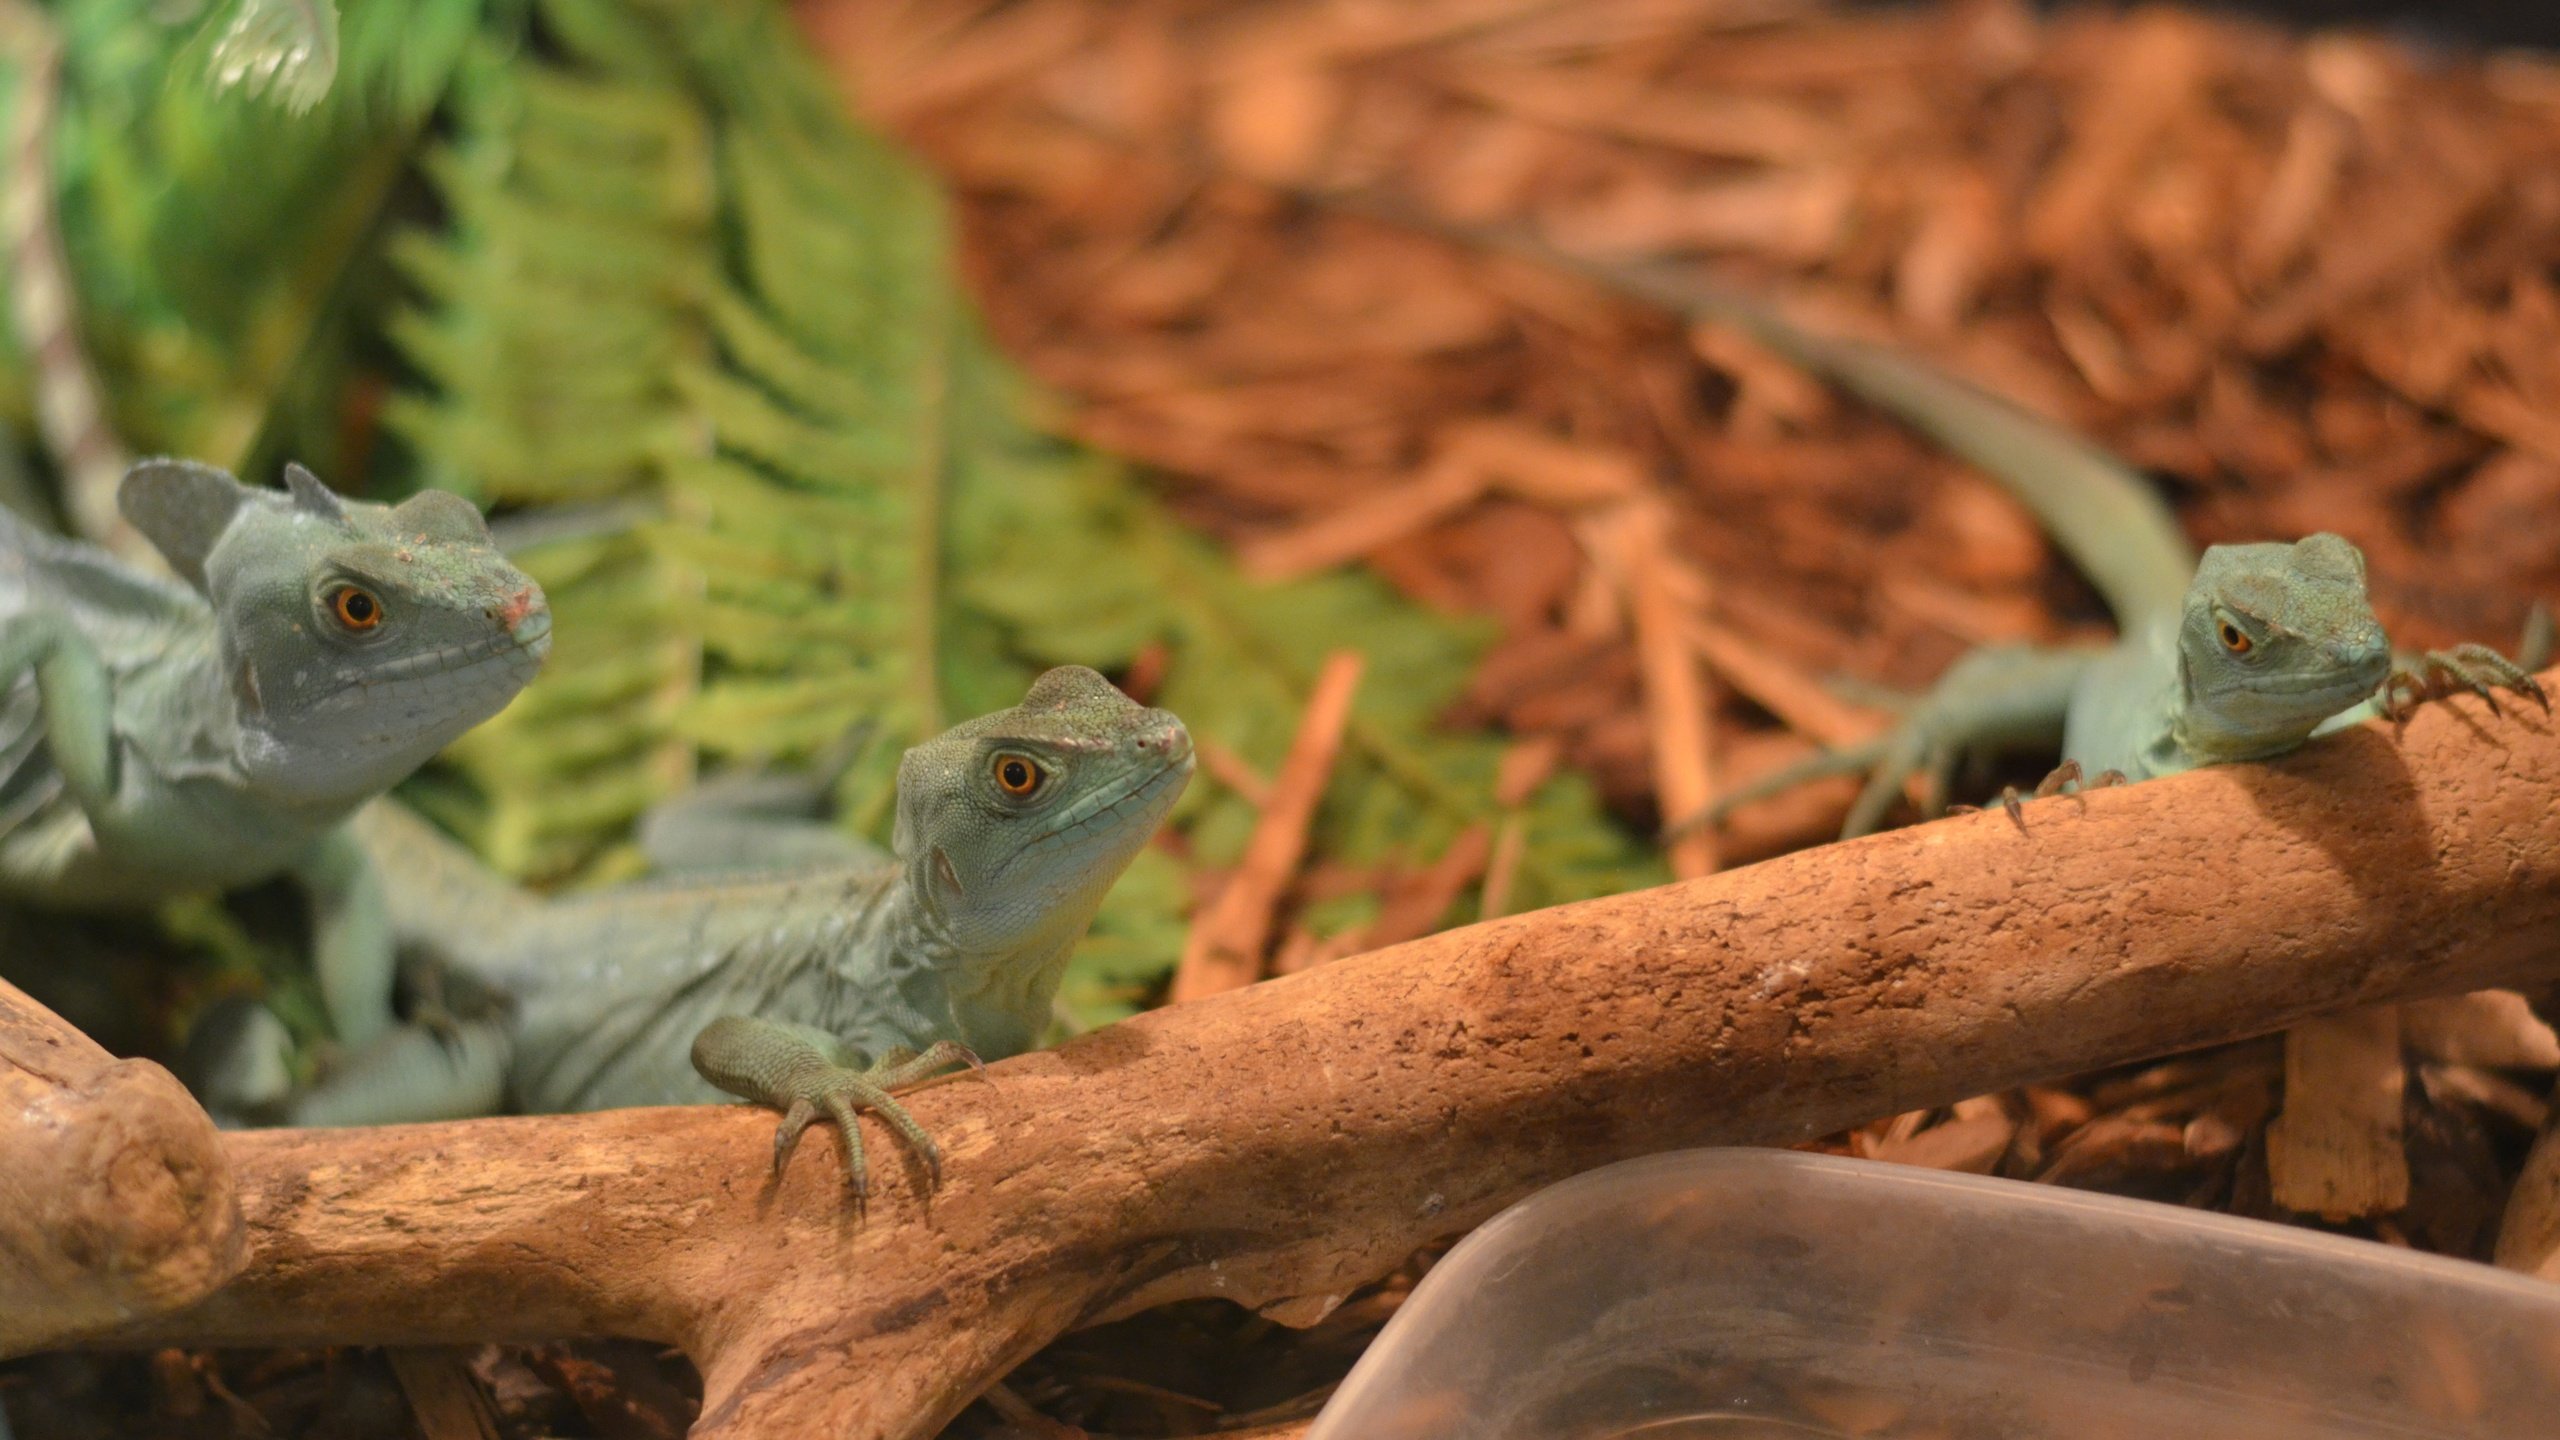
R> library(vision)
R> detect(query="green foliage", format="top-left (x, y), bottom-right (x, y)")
top-left (383, 23), bottom-right (711, 874)
top-left (385, 0), bottom-right (1663, 1022)
top-left (30, 0), bottom-right (487, 473)
top-left (18, 0), bottom-right (1663, 1026)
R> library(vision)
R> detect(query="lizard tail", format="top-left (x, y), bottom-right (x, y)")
top-left (1685, 298), bottom-right (2196, 634)
top-left (345, 799), bottom-right (541, 968)
top-left (0, 3), bottom-right (144, 562)
top-left (1332, 190), bottom-right (2199, 634)
top-left (2521, 601), bottom-right (2554, 672)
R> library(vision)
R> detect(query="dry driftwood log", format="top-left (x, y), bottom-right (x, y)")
top-left (81, 681), bottom-right (2560, 1439)
top-left (0, 975), bottom-right (244, 1355)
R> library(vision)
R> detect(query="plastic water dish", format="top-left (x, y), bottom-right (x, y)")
top-left (1308, 1148), bottom-right (2560, 1439)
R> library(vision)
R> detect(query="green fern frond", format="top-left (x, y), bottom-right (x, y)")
top-left (385, 32), bottom-right (711, 876)
top-left (384, 0), bottom-right (1663, 1005)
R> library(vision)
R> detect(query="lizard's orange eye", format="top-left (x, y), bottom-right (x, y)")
top-left (992, 753), bottom-right (1045, 796)
top-left (2218, 620), bottom-right (2251, 654)
top-left (329, 585), bottom-right (383, 632)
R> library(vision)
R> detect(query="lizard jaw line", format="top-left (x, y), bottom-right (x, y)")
top-left (1016, 749), bottom-right (1193, 853)
top-left (307, 626), bottom-right (552, 717)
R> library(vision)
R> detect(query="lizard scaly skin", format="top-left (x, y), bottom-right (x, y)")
top-left (0, 459), bottom-right (550, 1047)
top-left (285, 665), bottom-right (1193, 1203)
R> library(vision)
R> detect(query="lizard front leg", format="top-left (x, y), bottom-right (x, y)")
top-left (690, 1016), bottom-right (984, 1209)
top-left (292, 827), bottom-right (397, 1048)
top-left (2377, 645), bottom-right (2549, 728)
top-left (0, 612), bottom-right (117, 819)
top-left (1950, 758), bottom-right (2129, 834)
top-left (2320, 604), bottom-right (2554, 736)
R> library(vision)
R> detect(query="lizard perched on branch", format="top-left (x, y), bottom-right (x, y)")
top-left (70, 675), bottom-right (2560, 1437)
top-left (276, 664), bottom-right (1193, 1202)
top-left (1357, 209), bottom-right (2545, 837)
top-left (0, 459), bottom-right (550, 1050)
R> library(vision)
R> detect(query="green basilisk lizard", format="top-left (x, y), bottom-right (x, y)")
top-left (0, 458), bottom-right (551, 1047)
top-left (1383, 216), bottom-right (2544, 838)
top-left (274, 664), bottom-right (1192, 1203)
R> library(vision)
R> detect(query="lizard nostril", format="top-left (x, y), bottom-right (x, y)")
top-left (493, 585), bottom-right (545, 633)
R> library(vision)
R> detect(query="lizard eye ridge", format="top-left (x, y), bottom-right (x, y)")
top-left (992, 752), bottom-right (1046, 797)
top-left (328, 584), bottom-right (383, 633)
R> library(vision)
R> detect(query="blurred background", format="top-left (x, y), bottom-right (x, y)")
top-left (3, 0), bottom-right (2558, 1434)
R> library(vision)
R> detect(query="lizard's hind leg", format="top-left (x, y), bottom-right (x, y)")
top-left (1842, 645), bottom-right (2094, 839)
top-left (1662, 644), bottom-right (2093, 844)
top-left (637, 726), bottom-right (886, 878)
top-left (1661, 734), bottom-right (1892, 843)
top-left (284, 1019), bottom-right (514, 1127)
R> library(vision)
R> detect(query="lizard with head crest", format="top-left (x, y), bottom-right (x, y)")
top-left (0, 456), bottom-right (550, 1048)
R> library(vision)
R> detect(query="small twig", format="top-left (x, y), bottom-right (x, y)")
top-left (2267, 1007), bottom-right (2410, 1220)
top-left (1365, 823), bottom-right (1492, 950)
top-left (1478, 814), bottom-right (1527, 921)
top-left (1237, 456), bottom-right (1485, 581)
top-left (2401, 990), bottom-right (2560, 1070)
top-left (1193, 735), bottom-right (1276, 809)
top-left (387, 1348), bottom-right (502, 1440)
top-left (1687, 616), bottom-right (1894, 751)
top-left (1171, 650), bottom-right (1365, 1000)
top-left (1607, 500), bottom-right (1719, 878)
top-left (975, 1381), bottom-right (1087, 1439)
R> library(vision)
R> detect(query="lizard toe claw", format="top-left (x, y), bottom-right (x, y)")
top-left (2389, 645), bottom-right (2545, 724)
top-left (2520, 673), bottom-right (2552, 714)
top-left (819, 1092), bottom-right (875, 1208)
top-left (2448, 664), bottom-right (2502, 716)
top-left (771, 1097), bottom-right (821, 1180)
top-left (414, 1000), bottom-right (467, 1050)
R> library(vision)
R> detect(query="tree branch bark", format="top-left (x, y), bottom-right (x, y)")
top-left (0, 976), bottom-right (244, 1354)
top-left (76, 685), bottom-right (2560, 1439)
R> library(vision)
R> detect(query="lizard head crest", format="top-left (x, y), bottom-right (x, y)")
top-left (2178, 533), bottom-right (2389, 753)
top-left (119, 458), bottom-right (554, 806)
top-left (892, 666), bottom-right (1192, 965)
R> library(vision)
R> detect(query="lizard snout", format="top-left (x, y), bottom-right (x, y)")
top-left (488, 584), bottom-right (554, 667)
top-left (2329, 627), bottom-right (2390, 676)
top-left (1129, 717), bottom-right (1192, 765)
top-left (493, 584), bottom-right (547, 633)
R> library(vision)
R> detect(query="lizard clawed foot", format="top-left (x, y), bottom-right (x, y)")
top-left (1956, 761), bottom-right (2125, 836)
top-left (408, 989), bottom-right (466, 1049)
top-left (2381, 645), bottom-right (2549, 729)
top-left (398, 955), bottom-right (488, 1051)
top-left (692, 1017), bottom-right (983, 1212)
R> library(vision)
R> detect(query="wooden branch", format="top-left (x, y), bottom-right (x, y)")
top-left (86, 684), bottom-right (2560, 1439)
top-left (0, 976), bottom-right (244, 1355)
